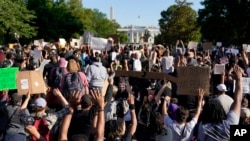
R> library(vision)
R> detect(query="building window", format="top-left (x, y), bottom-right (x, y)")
top-left (128, 33), bottom-right (130, 36)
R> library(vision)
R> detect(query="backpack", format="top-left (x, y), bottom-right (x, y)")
top-left (52, 67), bottom-right (64, 88)
top-left (63, 72), bottom-right (84, 100)
top-left (104, 98), bottom-right (129, 122)
top-left (31, 116), bottom-right (51, 141)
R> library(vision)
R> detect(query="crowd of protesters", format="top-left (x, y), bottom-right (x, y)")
top-left (0, 38), bottom-right (249, 141)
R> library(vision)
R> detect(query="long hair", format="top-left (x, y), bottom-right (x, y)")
top-left (153, 112), bottom-right (169, 136)
top-left (200, 97), bottom-right (226, 124)
top-left (105, 119), bottom-right (124, 141)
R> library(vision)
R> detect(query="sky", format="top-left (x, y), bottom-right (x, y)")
top-left (83, 0), bottom-right (204, 28)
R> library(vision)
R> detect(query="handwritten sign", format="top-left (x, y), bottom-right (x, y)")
top-left (16, 70), bottom-right (46, 95)
top-left (177, 66), bottom-right (210, 95)
top-left (203, 42), bottom-right (213, 50)
top-left (0, 68), bottom-right (19, 90)
top-left (214, 64), bottom-right (225, 74)
top-left (188, 41), bottom-right (198, 49)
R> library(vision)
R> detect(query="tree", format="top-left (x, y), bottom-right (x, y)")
top-left (198, 0), bottom-right (250, 45)
top-left (91, 9), bottom-right (120, 38)
top-left (0, 0), bottom-right (37, 44)
top-left (157, 4), bottom-right (201, 45)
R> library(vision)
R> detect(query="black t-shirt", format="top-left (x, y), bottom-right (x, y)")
top-left (68, 107), bottom-right (97, 140)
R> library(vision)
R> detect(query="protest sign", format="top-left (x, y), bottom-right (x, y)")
top-left (16, 70), bottom-right (46, 95)
top-left (36, 59), bottom-right (51, 72)
top-left (242, 77), bottom-right (250, 94)
top-left (0, 68), bottom-right (19, 91)
top-left (59, 38), bottom-right (67, 47)
top-left (177, 66), bottom-right (210, 95)
top-left (216, 42), bottom-right (222, 47)
top-left (70, 38), bottom-right (80, 48)
top-left (83, 31), bottom-right (94, 45)
top-left (8, 44), bottom-right (14, 49)
top-left (214, 64), bottom-right (225, 74)
top-left (115, 70), bottom-right (178, 83)
top-left (90, 37), bottom-right (108, 50)
top-left (187, 41), bottom-right (198, 49)
top-left (247, 45), bottom-right (250, 53)
top-left (203, 42), bottom-right (213, 50)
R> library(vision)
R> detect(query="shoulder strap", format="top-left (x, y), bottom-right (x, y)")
top-left (180, 123), bottom-right (187, 140)
top-left (9, 106), bottom-right (19, 121)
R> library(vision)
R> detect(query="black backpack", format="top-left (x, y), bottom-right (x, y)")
top-left (52, 67), bottom-right (64, 88)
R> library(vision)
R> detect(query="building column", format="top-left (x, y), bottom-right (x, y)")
top-left (136, 32), bottom-right (139, 43)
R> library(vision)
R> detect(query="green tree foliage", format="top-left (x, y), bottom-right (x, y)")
top-left (157, 4), bottom-right (201, 45)
top-left (118, 32), bottom-right (129, 44)
top-left (91, 9), bottom-right (120, 38)
top-left (0, 0), bottom-right (37, 44)
top-left (198, 0), bottom-right (250, 44)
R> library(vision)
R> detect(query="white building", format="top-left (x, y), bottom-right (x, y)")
top-left (117, 25), bottom-right (160, 44)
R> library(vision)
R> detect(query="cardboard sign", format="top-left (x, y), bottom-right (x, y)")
top-left (115, 70), bottom-right (178, 83)
top-left (242, 77), bottom-right (250, 94)
top-left (177, 66), bottom-right (210, 95)
top-left (0, 68), bottom-right (19, 91)
top-left (216, 42), bottom-right (222, 47)
top-left (16, 70), bottom-right (46, 95)
top-left (214, 64), bottom-right (225, 74)
top-left (187, 41), bottom-right (198, 49)
top-left (203, 42), bottom-right (213, 50)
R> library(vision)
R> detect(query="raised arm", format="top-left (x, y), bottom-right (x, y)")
top-left (193, 88), bottom-right (204, 121)
top-left (127, 93), bottom-right (137, 135)
top-left (90, 89), bottom-right (105, 141)
top-left (53, 88), bottom-right (68, 106)
top-left (230, 65), bottom-right (243, 117)
top-left (20, 92), bottom-right (31, 111)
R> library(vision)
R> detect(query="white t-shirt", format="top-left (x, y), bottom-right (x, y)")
top-left (133, 58), bottom-right (142, 71)
top-left (164, 115), bottom-right (197, 141)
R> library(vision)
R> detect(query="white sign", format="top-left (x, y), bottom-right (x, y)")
top-left (70, 38), bottom-right (80, 48)
top-left (247, 45), bottom-right (250, 53)
top-left (187, 41), bottom-right (198, 49)
top-left (129, 50), bottom-right (142, 59)
top-left (59, 38), bottom-right (66, 46)
top-left (214, 64), bottom-right (225, 74)
top-left (216, 42), bottom-right (222, 47)
top-left (90, 37), bottom-right (109, 51)
top-left (242, 77), bottom-right (250, 94)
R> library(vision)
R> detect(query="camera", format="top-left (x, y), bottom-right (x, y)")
top-left (25, 116), bottom-right (35, 125)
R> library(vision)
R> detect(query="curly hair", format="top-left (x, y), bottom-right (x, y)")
top-left (104, 119), bottom-right (124, 141)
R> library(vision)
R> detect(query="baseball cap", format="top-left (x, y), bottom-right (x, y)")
top-left (34, 97), bottom-right (47, 108)
top-left (216, 84), bottom-right (227, 92)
